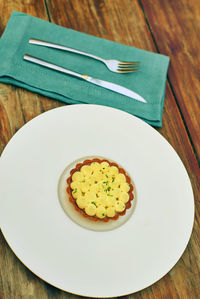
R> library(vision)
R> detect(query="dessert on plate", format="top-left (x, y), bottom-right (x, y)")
top-left (66, 158), bottom-right (134, 222)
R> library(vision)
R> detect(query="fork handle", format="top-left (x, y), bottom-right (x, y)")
top-left (29, 39), bottom-right (105, 63)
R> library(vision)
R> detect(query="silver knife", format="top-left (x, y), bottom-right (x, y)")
top-left (23, 54), bottom-right (147, 103)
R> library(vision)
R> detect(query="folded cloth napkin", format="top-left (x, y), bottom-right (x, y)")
top-left (0, 11), bottom-right (170, 127)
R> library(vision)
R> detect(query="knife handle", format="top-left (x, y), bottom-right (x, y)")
top-left (24, 54), bottom-right (87, 80)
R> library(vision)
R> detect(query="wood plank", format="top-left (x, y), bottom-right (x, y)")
top-left (0, 0), bottom-right (199, 298)
top-left (140, 0), bottom-right (200, 160)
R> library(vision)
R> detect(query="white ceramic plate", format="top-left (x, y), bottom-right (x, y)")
top-left (0, 105), bottom-right (194, 297)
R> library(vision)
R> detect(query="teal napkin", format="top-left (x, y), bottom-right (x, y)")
top-left (0, 11), bottom-right (170, 127)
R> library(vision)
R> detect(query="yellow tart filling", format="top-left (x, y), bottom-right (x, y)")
top-left (70, 161), bottom-right (131, 219)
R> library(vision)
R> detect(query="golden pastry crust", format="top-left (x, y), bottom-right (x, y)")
top-left (66, 158), bottom-right (134, 222)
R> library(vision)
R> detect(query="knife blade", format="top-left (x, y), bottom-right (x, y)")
top-left (86, 77), bottom-right (146, 103)
top-left (24, 54), bottom-right (147, 103)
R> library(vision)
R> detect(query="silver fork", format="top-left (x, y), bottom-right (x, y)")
top-left (29, 39), bottom-right (140, 74)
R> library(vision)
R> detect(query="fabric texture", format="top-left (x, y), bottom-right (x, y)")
top-left (0, 11), bottom-right (170, 127)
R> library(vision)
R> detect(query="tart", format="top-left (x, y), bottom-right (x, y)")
top-left (66, 158), bottom-right (134, 222)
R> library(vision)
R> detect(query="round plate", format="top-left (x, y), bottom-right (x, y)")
top-left (0, 105), bottom-right (194, 297)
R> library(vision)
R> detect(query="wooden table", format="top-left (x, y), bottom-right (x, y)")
top-left (0, 1), bottom-right (199, 298)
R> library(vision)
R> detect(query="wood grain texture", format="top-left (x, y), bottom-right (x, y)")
top-left (0, 0), bottom-right (199, 298)
top-left (140, 0), bottom-right (200, 161)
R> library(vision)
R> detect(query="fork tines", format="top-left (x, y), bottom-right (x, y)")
top-left (117, 61), bottom-right (140, 73)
